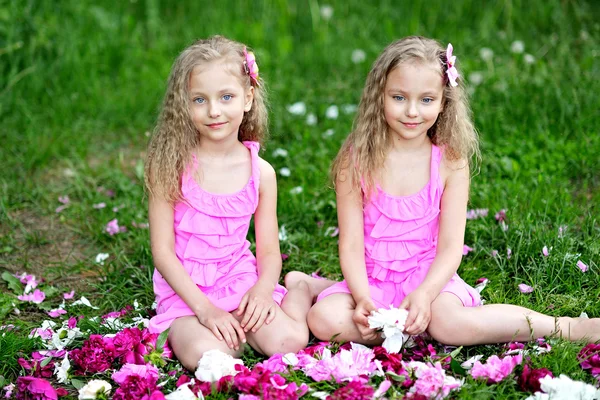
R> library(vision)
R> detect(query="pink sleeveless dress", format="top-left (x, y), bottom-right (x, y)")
top-left (149, 141), bottom-right (287, 333)
top-left (317, 144), bottom-right (481, 308)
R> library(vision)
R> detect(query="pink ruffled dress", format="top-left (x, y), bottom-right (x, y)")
top-left (317, 144), bottom-right (481, 308)
top-left (149, 141), bottom-right (287, 333)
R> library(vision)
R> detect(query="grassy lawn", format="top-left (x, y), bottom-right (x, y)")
top-left (1, 0), bottom-right (599, 398)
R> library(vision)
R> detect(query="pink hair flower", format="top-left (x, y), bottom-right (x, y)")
top-left (243, 47), bottom-right (260, 86)
top-left (446, 43), bottom-right (459, 87)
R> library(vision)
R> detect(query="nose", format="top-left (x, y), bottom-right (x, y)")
top-left (405, 101), bottom-right (418, 118)
top-left (208, 102), bottom-right (221, 118)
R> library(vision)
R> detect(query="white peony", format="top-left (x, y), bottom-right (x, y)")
top-left (165, 380), bottom-right (203, 400)
top-left (525, 374), bottom-right (600, 400)
top-left (195, 350), bottom-right (244, 383)
top-left (78, 379), bottom-right (112, 400)
top-left (368, 305), bottom-right (410, 353)
top-left (54, 353), bottom-right (70, 384)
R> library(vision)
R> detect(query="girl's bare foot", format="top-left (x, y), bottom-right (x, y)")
top-left (284, 271), bottom-right (337, 302)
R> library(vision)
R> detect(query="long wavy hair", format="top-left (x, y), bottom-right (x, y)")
top-left (144, 35), bottom-right (268, 204)
top-left (331, 36), bottom-right (480, 197)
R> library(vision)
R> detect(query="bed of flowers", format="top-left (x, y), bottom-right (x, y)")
top-left (3, 272), bottom-right (600, 399)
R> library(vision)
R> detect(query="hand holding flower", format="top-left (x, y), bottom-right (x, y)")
top-left (399, 288), bottom-right (434, 335)
top-left (352, 297), bottom-right (379, 341)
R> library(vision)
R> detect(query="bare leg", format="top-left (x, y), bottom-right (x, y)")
top-left (168, 316), bottom-right (241, 371)
top-left (428, 293), bottom-right (600, 345)
top-left (307, 293), bottom-right (383, 346)
top-left (240, 273), bottom-right (329, 355)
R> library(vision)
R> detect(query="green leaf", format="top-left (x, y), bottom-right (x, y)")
top-left (1, 271), bottom-right (23, 294)
top-left (450, 346), bottom-right (463, 359)
top-left (385, 370), bottom-right (406, 383)
top-left (70, 378), bottom-right (85, 390)
top-left (450, 358), bottom-right (467, 376)
top-left (40, 357), bottom-right (52, 367)
top-left (156, 327), bottom-right (169, 351)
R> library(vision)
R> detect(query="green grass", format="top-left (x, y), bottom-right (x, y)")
top-left (1, 0), bottom-right (599, 398)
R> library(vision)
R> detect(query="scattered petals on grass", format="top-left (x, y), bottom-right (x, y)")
top-left (326, 105), bottom-right (339, 119)
top-left (320, 4), bottom-right (333, 20)
top-left (511, 40), bottom-right (525, 53)
top-left (341, 104), bottom-right (357, 114)
top-left (290, 186), bottom-right (303, 195)
top-left (322, 128), bottom-right (335, 138)
top-left (577, 260), bottom-right (589, 272)
top-left (63, 290), bottom-right (75, 299)
top-left (105, 219), bottom-right (120, 235)
top-left (466, 208), bottom-right (489, 219)
top-left (540, 246), bottom-right (548, 257)
top-left (351, 49), bottom-right (366, 64)
top-left (272, 148), bottom-right (288, 157)
top-left (95, 252), bottom-right (110, 265)
top-left (279, 167), bottom-right (291, 177)
top-left (480, 47), bottom-right (494, 61)
top-left (18, 289), bottom-right (46, 304)
top-left (325, 226), bottom-right (339, 237)
top-left (463, 245), bottom-right (473, 255)
top-left (58, 195), bottom-right (70, 204)
top-left (47, 308), bottom-right (67, 318)
top-left (55, 204), bottom-right (69, 213)
top-left (518, 284), bottom-right (534, 293)
top-left (93, 202), bottom-right (106, 209)
top-left (474, 278), bottom-right (489, 293)
top-left (72, 296), bottom-right (99, 309)
top-left (306, 113), bottom-right (317, 126)
top-left (494, 209), bottom-right (506, 222)
top-left (507, 248), bottom-right (512, 259)
top-left (491, 250), bottom-right (499, 258)
top-left (461, 355), bottom-right (483, 369)
top-left (286, 101), bottom-right (306, 115)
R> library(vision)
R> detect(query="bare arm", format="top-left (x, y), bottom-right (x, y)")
top-left (336, 168), bottom-right (370, 304)
top-left (253, 158), bottom-right (282, 289)
top-left (419, 158), bottom-right (470, 297)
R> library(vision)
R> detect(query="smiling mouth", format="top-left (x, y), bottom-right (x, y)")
top-left (206, 122), bottom-right (227, 128)
top-left (402, 122), bottom-right (421, 127)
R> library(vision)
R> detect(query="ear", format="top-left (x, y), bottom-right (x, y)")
top-left (244, 86), bottom-right (254, 112)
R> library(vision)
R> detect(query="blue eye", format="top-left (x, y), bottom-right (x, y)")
top-left (393, 95), bottom-right (405, 101)
top-left (193, 97), bottom-right (205, 104)
top-left (422, 98), bottom-right (433, 104)
top-left (223, 94), bottom-right (232, 101)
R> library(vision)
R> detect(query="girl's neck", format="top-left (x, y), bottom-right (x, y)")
top-left (390, 133), bottom-right (432, 155)
top-left (197, 134), bottom-right (242, 159)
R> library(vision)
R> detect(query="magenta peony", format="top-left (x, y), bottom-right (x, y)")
top-left (69, 334), bottom-right (116, 374)
top-left (15, 377), bottom-right (58, 400)
top-left (578, 343), bottom-right (600, 377)
top-left (326, 380), bottom-right (374, 400)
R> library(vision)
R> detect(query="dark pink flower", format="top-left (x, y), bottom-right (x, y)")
top-left (18, 357), bottom-right (55, 379)
top-left (495, 209), bottom-right (507, 222)
top-left (112, 363), bottom-right (160, 385)
top-left (112, 375), bottom-right (164, 400)
top-left (326, 380), bottom-right (374, 400)
top-left (517, 364), bottom-right (553, 393)
top-left (578, 344), bottom-right (600, 377)
top-left (70, 335), bottom-right (116, 374)
top-left (15, 377), bottom-right (57, 400)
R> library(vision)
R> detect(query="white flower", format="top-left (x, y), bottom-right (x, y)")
top-left (511, 40), bottom-right (525, 53)
top-left (342, 104), bottom-right (358, 114)
top-left (71, 296), bottom-right (99, 309)
top-left (78, 379), bottom-right (112, 400)
top-left (368, 306), bottom-right (410, 353)
top-left (287, 102), bottom-right (306, 115)
top-left (460, 355), bottom-right (483, 369)
top-left (279, 167), bottom-right (291, 177)
top-left (50, 326), bottom-right (82, 350)
top-left (469, 72), bottom-right (484, 86)
top-left (272, 148), bottom-right (288, 157)
top-left (310, 391), bottom-right (330, 400)
top-left (524, 54), bottom-right (535, 64)
top-left (474, 278), bottom-right (489, 293)
top-left (290, 186), bottom-right (303, 195)
top-left (322, 129), bottom-right (335, 138)
top-left (165, 380), bottom-right (203, 400)
top-left (526, 374), bottom-right (600, 400)
top-left (320, 5), bottom-right (333, 20)
top-left (325, 105), bottom-right (339, 119)
top-left (351, 49), bottom-right (366, 64)
top-left (282, 353), bottom-right (299, 366)
top-left (306, 113), bottom-right (317, 126)
top-left (102, 317), bottom-right (126, 330)
top-left (479, 47), bottom-right (494, 61)
top-left (54, 353), bottom-right (70, 384)
top-left (95, 253), bottom-right (109, 265)
top-left (133, 300), bottom-right (140, 310)
top-left (195, 350), bottom-right (243, 383)
top-left (279, 225), bottom-right (288, 242)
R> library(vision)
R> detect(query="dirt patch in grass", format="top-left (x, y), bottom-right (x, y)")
top-left (0, 209), bottom-right (99, 294)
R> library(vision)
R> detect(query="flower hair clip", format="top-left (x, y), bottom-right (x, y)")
top-left (243, 47), bottom-right (260, 86)
top-left (445, 43), bottom-right (459, 87)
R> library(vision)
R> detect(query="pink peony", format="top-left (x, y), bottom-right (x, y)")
top-left (257, 353), bottom-right (289, 373)
top-left (408, 361), bottom-right (462, 398)
top-left (15, 377), bottom-right (57, 400)
top-left (517, 364), bottom-right (553, 393)
top-left (578, 343), bottom-right (600, 377)
top-left (112, 375), bottom-right (164, 400)
top-left (470, 354), bottom-right (523, 383)
top-left (70, 334), bottom-right (116, 374)
top-left (112, 363), bottom-right (160, 384)
top-left (233, 364), bottom-right (307, 399)
top-left (326, 380), bottom-right (374, 400)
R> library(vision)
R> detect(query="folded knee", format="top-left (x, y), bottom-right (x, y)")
top-left (427, 316), bottom-right (479, 346)
top-left (261, 329), bottom-right (309, 356)
top-left (308, 304), bottom-right (342, 341)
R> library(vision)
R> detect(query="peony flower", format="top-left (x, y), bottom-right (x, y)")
top-left (326, 380), bottom-right (374, 399)
top-left (78, 379), bottom-right (112, 399)
top-left (368, 306), bottom-right (410, 353)
top-left (578, 343), bottom-right (600, 377)
top-left (15, 376), bottom-right (58, 400)
top-left (470, 354), bottom-right (523, 383)
top-left (112, 374), bottom-right (164, 400)
top-left (165, 381), bottom-right (198, 400)
top-left (195, 350), bottom-right (243, 383)
top-left (112, 363), bottom-right (160, 385)
top-left (407, 361), bottom-right (463, 398)
top-left (526, 374), bottom-right (600, 400)
top-left (518, 364), bottom-right (553, 393)
top-left (69, 335), bottom-right (115, 374)
top-left (302, 343), bottom-right (380, 383)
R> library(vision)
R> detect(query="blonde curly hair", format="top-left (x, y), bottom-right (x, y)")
top-left (331, 36), bottom-right (480, 197)
top-left (145, 35), bottom-right (268, 204)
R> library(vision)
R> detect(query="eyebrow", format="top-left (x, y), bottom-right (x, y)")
top-left (387, 88), bottom-right (441, 96)
top-left (189, 88), bottom-right (238, 96)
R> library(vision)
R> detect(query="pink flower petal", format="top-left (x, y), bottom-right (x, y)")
top-left (518, 284), bottom-right (533, 294)
top-left (93, 202), bottom-right (106, 209)
top-left (58, 195), bottom-right (70, 204)
top-left (577, 260), bottom-right (588, 272)
top-left (47, 309), bottom-right (67, 318)
top-left (507, 248), bottom-right (512, 259)
top-left (542, 246), bottom-right (549, 257)
top-left (463, 245), bottom-right (473, 255)
top-left (491, 250), bottom-right (499, 258)
top-left (63, 290), bottom-right (75, 299)
top-left (105, 219), bottom-right (120, 235)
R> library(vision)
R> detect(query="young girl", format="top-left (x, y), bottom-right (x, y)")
top-left (145, 36), bottom-right (330, 370)
top-left (308, 36), bottom-right (600, 346)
